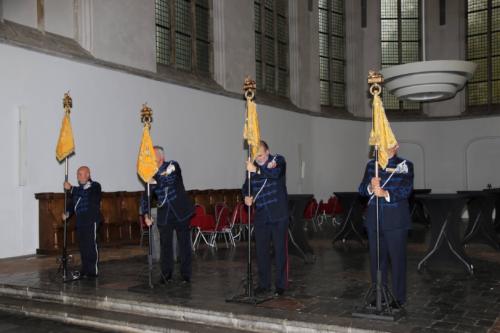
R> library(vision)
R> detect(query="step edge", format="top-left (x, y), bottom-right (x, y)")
top-left (0, 283), bottom-right (385, 333)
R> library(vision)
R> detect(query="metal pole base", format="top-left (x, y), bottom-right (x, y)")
top-left (352, 305), bottom-right (405, 321)
top-left (352, 281), bottom-right (406, 321)
top-left (225, 293), bottom-right (272, 305)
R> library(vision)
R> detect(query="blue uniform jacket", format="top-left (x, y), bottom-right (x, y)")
top-left (358, 156), bottom-right (414, 231)
top-left (66, 181), bottom-right (102, 226)
top-left (242, 154), bottom-right (289, 225)
top-left (141, 160), bottom-right (194, 225)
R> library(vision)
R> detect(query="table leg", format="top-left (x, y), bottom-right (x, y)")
top-left (446, 236), bottom-right (474, 275)
top-left (332, 205), bottom-right (353, 244)
top-left (417, 216), bottom-right (449, 271)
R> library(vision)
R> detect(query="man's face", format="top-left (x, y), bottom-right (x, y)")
top-left (388, 144), bottom-right (399, 158)
top-left (255, 145), bottom-right (270, 166)
top-left (154, 149), bottom-right (165, 167)
top-left (77, 167), bottom-right (90, 184)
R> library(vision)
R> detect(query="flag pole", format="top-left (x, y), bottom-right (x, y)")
top-left (244, 79), bottom-right (255, 299)
top-left (147, 182), bottom-right (153, 288)
top-left (60, 93), bottom-right (74, 283)
top-left (352, 71), bottom-right (403, 320)
top-left (140, 104), bottom-right (155, 289)
top-left (62, 156), bottom-right (69, 281)
top-left (227, 77), bottom-right (271, 304)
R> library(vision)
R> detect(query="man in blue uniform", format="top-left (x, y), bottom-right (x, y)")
top-left (358, 144), bottom-right (413, 307)
top-left (63, 166), bottom-right (102, 279)
top-left (243, 140), bottom-right (289, 296)
top-left (142, 146), bottom-right (194, 284)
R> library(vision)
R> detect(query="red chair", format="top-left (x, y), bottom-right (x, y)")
top-left (212, 202), bottom-right (235, 248)
top-left (329, 195), bottom-right (343, 215)
top-left (237, 203), bottom-right (256, 241)
top-left (190, 204), bottom-right (216, 251)
top-left (316, 200), bottom-right (330, 230)
top-left (303, 198), bottom-right (319, 231)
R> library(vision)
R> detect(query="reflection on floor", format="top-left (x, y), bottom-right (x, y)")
top-left (0, 223), bottom-right (499, 333)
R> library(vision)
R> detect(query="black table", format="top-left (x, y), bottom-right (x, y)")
top-left (484, 189), bottom-right (500, 232)
top-left (457, 191), bottom-right (500, 250)
top-left (416, 194), bottom-right (473, 275)
top-left (288, 194), bottom-right (315, 263)
top-left (332, 192), bottom-right (366, 245)
top-left (410, 189), bottom-right (431, 225)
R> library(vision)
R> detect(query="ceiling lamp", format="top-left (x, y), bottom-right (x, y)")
top-left (380, 1), bottom-right (477, 102)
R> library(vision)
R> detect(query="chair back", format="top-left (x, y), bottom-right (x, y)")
top-left (303, 198), bottom-right (318, 219)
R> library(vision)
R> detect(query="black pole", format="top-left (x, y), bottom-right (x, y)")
top-left (147, 183), bottom-right (154, 289)
top-left (62, 157), bottom-right (69, 281)
top-left (375, 146), bottom-right (382, 312)
top-left (246, 154), bottom-right (254, 297)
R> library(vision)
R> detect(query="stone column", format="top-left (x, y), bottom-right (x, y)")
top-left (212, 0), bottom-right (256, 94)
top-left (288, 0), bottom-right (320, 112)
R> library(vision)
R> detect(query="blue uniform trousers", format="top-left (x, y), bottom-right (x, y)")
top-left (157, 207), bottom-right (192, 279)
top-left (366, 227), bottom-right (408, 304)
top-left (254, 218), bottom-right (288, 290)
top-left (76, 222), bottom-right (99, 276)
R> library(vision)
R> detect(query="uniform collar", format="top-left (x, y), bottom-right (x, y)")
top-left (78, 180), bottom-right (92, 189)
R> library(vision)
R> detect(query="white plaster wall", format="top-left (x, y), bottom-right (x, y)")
top-left (91, 0), bottom-right (156, 72)
top-left (390, 118), bottom-right (500, 193)
top-left (465, 137), bottom-right (500, 190)
top-left (0, 43), bottom-right (314, 258)
top-left (2, 0), bottom-right (37, 28)
top-left (1, 41), bottom-right (500, 258)
top-left (44, 0), bottom-right (74, 38)
top-left (310, 117), bottom-right (368, 201)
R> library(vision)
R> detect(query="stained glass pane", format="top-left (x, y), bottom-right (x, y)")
top-left (381, 0), bottom-right (421, 111)
top-left (319, 0), bottom-right (345, 107)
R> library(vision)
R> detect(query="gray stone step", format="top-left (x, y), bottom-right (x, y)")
top-left (0, 284), bottom-right (381, 333)
top-left (0, 294), bottom-right (247, 333)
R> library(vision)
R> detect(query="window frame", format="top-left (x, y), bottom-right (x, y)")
top-left (255, 0), bottom-right (289, 97)
top-left (380, 0), bottom-right (422, 113)
top-left (466, 0), bottom-right (500, 113)
top-left (155, 0), bottom-right (213, 77)
top-left (319, 0), bottom-right (346, 111)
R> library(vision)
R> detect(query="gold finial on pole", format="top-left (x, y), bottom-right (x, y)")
top-left (63, 92), bottom-right (72, 114)
top-left (368, 70), bottom-right (384, 97)
top-left (243, 76), bottom-right (256, 101)
top-left (140, 103), bottom-right (153, 128)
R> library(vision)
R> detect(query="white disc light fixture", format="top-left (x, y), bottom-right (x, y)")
top-left (380, 0), bottom-right (477, 103)
top-left (381, 60), bottom-right (477, 102)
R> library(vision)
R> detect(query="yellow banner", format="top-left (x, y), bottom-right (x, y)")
top-left (137, 126), bottom-right (158, 183)
top-left (243, 99), bottom-right (261, 160)
top-left (369, 94), bottom-right (398, 169)
top-left (55, 113), bottom-right (75, 162)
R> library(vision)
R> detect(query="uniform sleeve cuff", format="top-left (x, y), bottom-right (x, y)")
top-left (367, 185), bottom-right (373, 195)
top-left (385, 191), bottom-right (391, 202)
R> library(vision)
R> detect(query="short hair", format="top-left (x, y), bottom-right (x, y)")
top-left (259, 140), bottom-right (269, 151)
top-left (153, 146), bottom-right (165, 158)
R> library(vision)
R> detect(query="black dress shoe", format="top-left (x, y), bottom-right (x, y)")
top-left (254, 287), bottom-right (271, 295)
top-left (181, 276), bottom-right (191, 284)
top-left (274, 288), bottom-right (285, 296)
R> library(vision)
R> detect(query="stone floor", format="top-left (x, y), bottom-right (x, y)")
top-left (0, 310), bottom-right (103, 333)
top-left (0, 223), bottom-right (499, 333)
